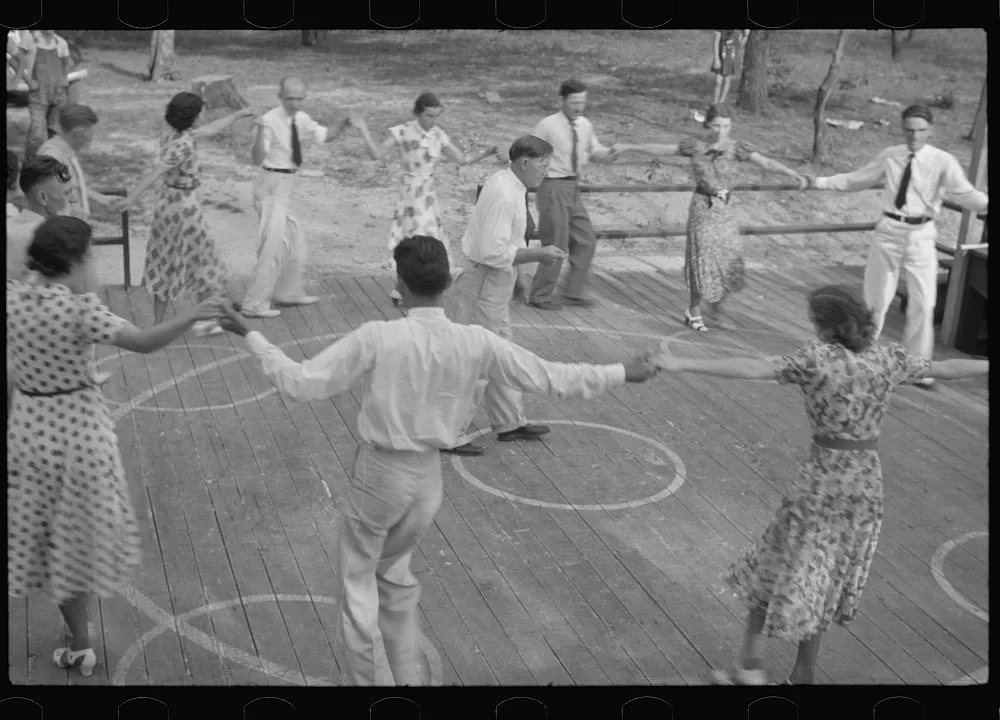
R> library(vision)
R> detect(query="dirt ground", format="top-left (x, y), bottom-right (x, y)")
top-left (6, 30), bottom-right (987, 288)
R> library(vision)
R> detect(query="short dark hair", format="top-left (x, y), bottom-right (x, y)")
top-left (901, 104), bottom-right (934, 124)
top-left (508, 135), bottom-right (553, 163)
top-left (165, 91), bottom-right (206, 132)
top-left (413, 92), bottom-right (442, 115)
top-left (59, 103), bottom-right (99, 131)
top-left (19, 156), bottom-right (70, 195)
top-left (26, 216), bottom-right (93, 278)
top-left (7, 150), bottom-right (20, 192)
top-left (808, 284), bottom-right (876, 353)
top-left (393, 235), bottom-right (451, 297)
top-left (560, 79), bottom-right (587, 98)
top-left (704, 103), bottom-right (733, 128)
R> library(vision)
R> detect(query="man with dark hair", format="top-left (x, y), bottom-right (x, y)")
top-left (7, 156), bottom-right (71, 279)
top-left (38, 103), bottom-right (123, 220)
top-left (445, 135), bottom-right (568, 456)
top-left (809, 103), bottom-right (988, 387)
top-left (216, 234), bottom-right (657, 685)
top-left (527, 79), bottom-right (619, 310)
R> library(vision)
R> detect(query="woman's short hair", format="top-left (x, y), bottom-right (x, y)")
top-left (7, 150), bottom-right (20, 192)
top-left (413, 92), bottom-right (442, 115)
top-left (508, 135), bottom-right (554, 163)
top-left (808, 284), bottom-right (877, 353)
top-left (165, 92), bottom-right (206, 132)
top-left (26, 216), bottom-right (93, 278)
top-left (901, 103), bottom-right (934, 124)
top-left (560, 79), bottom-right (587, 98)
top-left (19, 156), bottom-right (71, 196)
top-left (703, 103), bottom-right (733, 128)
top-left (393, 235), bottom-right (451, 297)
top-left (59, 104), bottom-right (99, 131)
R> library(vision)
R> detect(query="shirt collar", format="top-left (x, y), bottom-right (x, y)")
top-left (503, 167), bottom-right (527, 193)
top-left (405, 306), bottom-right (447, 320)
top-left (50, 134), bottom-right (76, 160)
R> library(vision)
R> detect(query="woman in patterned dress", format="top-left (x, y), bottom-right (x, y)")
top-left (354, 92), bottom-right (500, 312)
top-left (124, 92), bottom-right (255, 334)
top-left (7, 216), bottom-right (227, 677)
top-left (652, 284), bottom-right (988, 684)
top-left (615, 104), bottom-right (807, 331)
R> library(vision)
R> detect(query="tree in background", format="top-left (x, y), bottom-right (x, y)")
top-left (301, 30), bottom-right (331, 47)
top-left (811, 30), bottom-right (850, 164)
top-left (737, 30), bottom-right (770, 114)
top-left (148, 30), bottom-right (177, 82)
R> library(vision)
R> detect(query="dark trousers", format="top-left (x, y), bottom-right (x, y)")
top-left (528, 178), bottom-right (597, 303)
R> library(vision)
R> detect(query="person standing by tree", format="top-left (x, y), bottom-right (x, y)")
top-left (807, 104), bottom-right (989, 388)
top-left (711, 30), bottom-right (749, 105)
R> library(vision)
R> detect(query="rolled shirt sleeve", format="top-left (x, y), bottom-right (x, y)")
top-left (815, 152), bottom-right (887, 192)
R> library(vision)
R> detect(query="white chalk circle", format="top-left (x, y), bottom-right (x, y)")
top-left (113, 593), bottom-right (443, 687)
top-left (931, 531), bottom-right (988, 623)
top-left (451, 420), bottom-right (686, 511)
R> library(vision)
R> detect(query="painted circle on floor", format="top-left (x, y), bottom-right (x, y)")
top-left (931, 530), bottom-right (988, 623)
top-left (450, 420), bottom-right (686, 511)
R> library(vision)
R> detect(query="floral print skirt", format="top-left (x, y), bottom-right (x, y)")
top-left (684, 194), bottom-right (745, 304)
top-left (725, 445), bottom-right (884, 643)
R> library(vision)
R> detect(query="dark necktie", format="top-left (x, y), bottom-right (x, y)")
top-left (894, 152), bottom-right (914, 210)
top-left (290, 116), bottom-right (302, 167)
top-left (570, 118), bottom-right (579, 176)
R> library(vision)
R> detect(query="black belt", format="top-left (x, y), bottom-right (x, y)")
top-left (18, 385), bottom-right (93, 397)
top-left (813, 435), bottom-right (877, 451)
top-left (883, 211), bottom-right (931, 225)
top-left (263, 166), bottom-right (297, 174)
top-left (548, 176), bottom-right (577, 181)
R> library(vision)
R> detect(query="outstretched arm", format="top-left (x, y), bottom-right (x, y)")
top-left (124, 164), bottom-right (170, 210)
top-left (653, 354), bottom-right (776, 379)
top-left (191, 108), bottom-right (256, 139)
top-left (812, 152), bottom-right (887, 192)
top-left (354, 120), bottom-right (395, 160)
top-left (442, 142), bottom-right (498, 166)
top-left (615, 143), bottom-right (682, 157)
top-left (747, 151), bottom-right (807, 188)
top-left (928, 358), bottom-right (989, 380)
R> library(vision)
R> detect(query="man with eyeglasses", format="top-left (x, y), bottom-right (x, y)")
top-left (443, 135), bottom-right (568, 456)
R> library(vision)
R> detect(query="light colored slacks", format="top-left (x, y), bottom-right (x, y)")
top-left (242, 170), bottom-right (310, 313)
top-left (529, 178), bottom-right (597, 304)
top-left (333, 443), bottom-right (443, 686)
top-left (863, 217), bottom-right (940, 361)
top-left (446, 257), bottom-right (526, 437)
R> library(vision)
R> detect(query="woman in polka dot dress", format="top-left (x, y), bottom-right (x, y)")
top-left (354, 92), bottom-right (500, 313)
top-left (6, 216), bottom-right (227, 677)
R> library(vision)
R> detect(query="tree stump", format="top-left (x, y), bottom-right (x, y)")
top-left (190, 75), bottom-right (250, 111)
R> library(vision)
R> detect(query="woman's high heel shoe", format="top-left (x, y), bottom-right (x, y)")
top-left (684, 309), bottom-right (709, 332)
top-left (53, 647), bottom-right (97, 676)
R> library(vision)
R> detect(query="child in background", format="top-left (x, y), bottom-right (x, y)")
top-left (21, 30), bottom-right (73, 158)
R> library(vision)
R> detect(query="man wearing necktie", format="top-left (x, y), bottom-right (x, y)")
top-left (528, 79), bottom-right (618, 310)
top-left (809, 104), bottom-right (988, 387)
top-left (242, 76), bottom-right (353, 318)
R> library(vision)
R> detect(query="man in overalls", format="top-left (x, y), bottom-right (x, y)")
top-left (21, 30), bottom-right (72, 158)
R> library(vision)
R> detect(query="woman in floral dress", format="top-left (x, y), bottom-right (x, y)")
top-left (652, 284), bottom-right (988, 684)
top-left (7, 216), bottom-right (226, 676)
top-left (354, 92), bottom-right (499, 312)
top-left (125, 92), bottom-right (254, 334)
top-left (615, 104), bottom-right (806, 331)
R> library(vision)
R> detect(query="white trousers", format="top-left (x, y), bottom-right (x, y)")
top-left (333, 443), bottom-right (443, 686)
top-left (242, 170), bottom-right (309, 312)
top-left (863, 217), bottom-right (939, 361)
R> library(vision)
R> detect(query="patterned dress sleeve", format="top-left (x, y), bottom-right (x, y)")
top-left (734, 140), bottom-right (757, 163)
top-left (678, 138), bottom-right (700, 158)
top-left (885, 342), bottom-right (932, 385)
top-left (436, 127), bottom-right (451, 149)
top-left (770, 340), bottom-right (819, 386)
top-left (159, 132), bottom-right (193, 168)
top-left (77, 292), bottom-right (132, 345)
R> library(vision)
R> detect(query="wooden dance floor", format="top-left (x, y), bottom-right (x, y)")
top-left (8, 261), bottom-right (988, 686)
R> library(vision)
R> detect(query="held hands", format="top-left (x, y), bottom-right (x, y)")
top-left (623, 353), bottom-right (659, 383)
top-left (191, 297), bottom-right (232, 323)
top-left (792, 174), bottom-right (809, 191)
top-left (217, 303), bottom-right (251, 336)
top-left (535, 246), bottom-right (568, 265)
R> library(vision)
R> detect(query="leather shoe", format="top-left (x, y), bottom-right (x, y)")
top-left (497, 424), bottom-right (550, 442)
top-left (562, 296), bottom-right (596, 307)
top-left (442, 442), bottom-right (485, 456)
top-left (529, 300), bottom-right (563, 311)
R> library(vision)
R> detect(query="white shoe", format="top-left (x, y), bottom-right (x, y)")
top-left (913, 378), bottom-right (936, 388)
top-left (241, 307), bottom-right (281, 318)
top-left (274, 295), bottom-right (319, 307)
top-left (193, 320), bottom-right (224, 337)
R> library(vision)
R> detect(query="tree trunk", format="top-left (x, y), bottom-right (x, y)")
top-left (301, 30), bottom-right (330, 47)
top-left (147, 30), bottom-right (177, 82)
top-left (812, 30), bottom-right (850, 164)
top-left (737, 31), bottom-right (770, 114)
top-left (890, 31), bottom-right (902, 62)
top-left (965, 77), bottom-right (987, 141)
top-left (906, 29), bottom-right (917, 42)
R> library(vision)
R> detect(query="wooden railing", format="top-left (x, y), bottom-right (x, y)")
top-left (92, 187), bottom-right (132, 287)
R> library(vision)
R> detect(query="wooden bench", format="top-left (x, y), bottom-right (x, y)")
top-left (92, 187), bottom-right (132, 286)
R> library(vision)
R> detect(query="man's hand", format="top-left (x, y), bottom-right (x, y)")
top-left (792, 174), bottom-right (808, 191)
top-left (103, 195), bottom-right (128, 213)
top-left (191, 297), bottom-right (230, 322)
top-left (803, 174), bottom-right (818, 189)
top-left (535, 246), bottom-right (567, 265)
top-left (623, 354), bottom-right (658, 383)
top-left (218, 303), bottom-right (251, 337)
top-left (235, 107), bottom-right (257, 120)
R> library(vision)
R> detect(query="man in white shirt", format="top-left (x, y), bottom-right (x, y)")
top-left (241, 76), bottom-right (353, 318)
top-left (6, 155), bottom-right (71, 280)
top-left (37, 104), bottom-right (124, 221)
top-left (528, 79), bottom-right (619, 310)
top-left (445, 135), bottom-right (567, 456)
top-left (809, 104), bottom-right (988, 387)
top-left (217, 235), bottom-right (657, 685)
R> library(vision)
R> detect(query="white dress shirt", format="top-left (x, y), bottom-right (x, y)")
top-left (243, 307), bottom-right (626, 453)
top-left (256, 106), bottom-right (329, 170)
top-left (460, 168), bottom-right (527, 270)
top-left (6, 208), bottom-right (46, 279)
top-left (532, 112), bottom-right (611, 178)
top-left (815, 144), bottom-right (988, 218)
top-left (37, 135), bottom-right (89, 219)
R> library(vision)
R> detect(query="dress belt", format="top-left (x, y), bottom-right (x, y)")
top-left (263, 166), bottom-right (297, 174)
top-left (547, 176), bottom-right (577, 181)
top-left (883, 211), bottom-right (931, 225)
top-left (813, 435), bottom-right (877, 451)
top-left (18, 384), bottom-right (93, 397)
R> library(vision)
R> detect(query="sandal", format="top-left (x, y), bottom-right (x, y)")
top-left (53, 647), bottom-right (97, 677)
top-left (708, 666), bottom-right (770, 685)
top-left (684, 309), bottom-right (709, 333)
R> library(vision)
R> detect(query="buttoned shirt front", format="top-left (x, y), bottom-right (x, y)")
top-left (460, 168), bottom-right (527, 270)
top-left (37, 134), bottom-right (89, 219)
top-left (816, 144), bottom-right (988, 218)
top-left (244, 307), bottom-right (626, 453)
top-left (256, 107), bottom-right (328, 170)
top-left (532, 112), bottom-right (610, 178)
